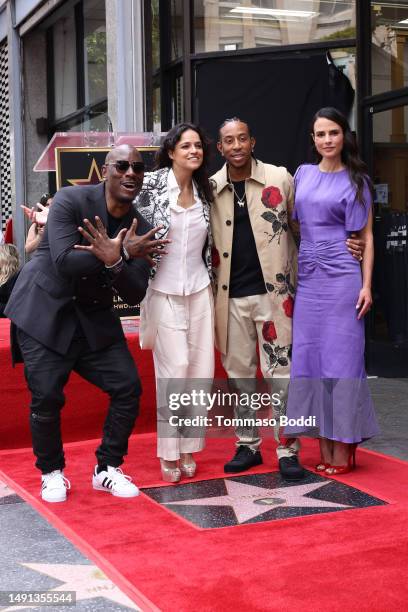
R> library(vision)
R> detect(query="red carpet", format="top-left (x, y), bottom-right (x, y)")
top-left (2, 320), bottom-right (407, 609)
top-left (1, 436), bottom-right (408, 611)
top-left (0, 319), bottom-right (157, 448)
top-left (0, 319), bottom-right (225, 449)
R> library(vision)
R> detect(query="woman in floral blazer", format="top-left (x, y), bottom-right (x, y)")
top-left (134, 123), bottom-right (214, 483)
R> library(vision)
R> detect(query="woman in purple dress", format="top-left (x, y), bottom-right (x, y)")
top-left (285, 107), bottom-right (379, 475)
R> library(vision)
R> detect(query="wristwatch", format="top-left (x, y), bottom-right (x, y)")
top-left (105, 257), bottom-right (124, 276)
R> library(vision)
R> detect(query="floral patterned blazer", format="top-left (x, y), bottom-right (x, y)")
top-left (133, 167), bottom-right (213, 281)
top-left (210, 159), bottom-right (298, 354)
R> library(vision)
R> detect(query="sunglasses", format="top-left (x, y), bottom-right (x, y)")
top-left (106, 161), bottom-right (145, 173)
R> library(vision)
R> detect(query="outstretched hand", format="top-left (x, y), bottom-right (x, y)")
top-left (123, 219), bottom-right (171, 266)
top-left (21, 203), bottom-right (49, 226)
top-left (74, 216), bottom-right (125, 266)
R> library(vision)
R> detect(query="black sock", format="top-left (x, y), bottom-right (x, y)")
top-left (97, 464), bottom-right (107, 474)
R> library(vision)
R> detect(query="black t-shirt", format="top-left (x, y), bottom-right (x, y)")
top-left (107, 213), bottom-right (123, 238)
top-left (229, 180), bottom-right (266, 298)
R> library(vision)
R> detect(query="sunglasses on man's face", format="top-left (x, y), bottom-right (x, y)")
top-left (106, 161), bottom-right (145, 174)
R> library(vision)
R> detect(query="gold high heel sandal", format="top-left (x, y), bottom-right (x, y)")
top-left (180, 459), bottom-right (197, 478)
top-left (160, 461), bottom-right (181, 483)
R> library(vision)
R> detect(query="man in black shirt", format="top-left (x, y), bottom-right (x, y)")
top-left (6, 145), bottom-right (168, 502)
top-left (210, 119), bottom-right (302, 479)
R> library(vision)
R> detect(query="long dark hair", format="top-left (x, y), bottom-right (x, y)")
top-left (156, 122), bottom-right (213, 203)
top-left (310, 107), bottom-right (373, 205)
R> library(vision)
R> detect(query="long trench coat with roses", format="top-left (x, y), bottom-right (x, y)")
top-left (210, 159), bottom-right (298, 357)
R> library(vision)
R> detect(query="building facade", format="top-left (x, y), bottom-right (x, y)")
top-left (0, 0), bottom-right (407, 374)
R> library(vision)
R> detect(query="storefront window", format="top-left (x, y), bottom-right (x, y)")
top-left (49, 0), bottom-right (108, 131)
top-left (171, 0), bottom-right (184, 60)
top-left (371, 2), bottom-right (408, 96)
top-left (152, 0), bottom-right (160, 71)
top-left (193, 0), bottom-right (356, 54)
top-left (53, 10), bottom-right (77, 120)
top-left (56, 108), bottom-right (110, 132)
top-left (371, 105), bottom-right (408, 368)
top-left (173, 74), bottom-right (184, 124)
top-left (83, 0), bottom-right (107, 105)
top-left (153, 85), bottom-right (161, 131)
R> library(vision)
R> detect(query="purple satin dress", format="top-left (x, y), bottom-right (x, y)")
top-left (284, 164), bottom-right (379, 443)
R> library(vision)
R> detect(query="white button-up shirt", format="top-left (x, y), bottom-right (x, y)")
top-left (152, 169), bottom-right (209, 296)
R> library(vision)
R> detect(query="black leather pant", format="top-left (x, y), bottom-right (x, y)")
top-left (17, 328), bottom-right (141, 474)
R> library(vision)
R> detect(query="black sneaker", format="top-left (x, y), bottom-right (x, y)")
top-left (279, 455), bottom-right (305, 481)
top-left (224, 446), bottom-right (263, 474)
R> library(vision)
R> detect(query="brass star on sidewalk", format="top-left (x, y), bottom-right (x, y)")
top-left (0, 480), bottom-right (15, 499)
top-left (167, 479), bottom-right (352, 524)
top-left (2, 563), bottom-right (139, 611)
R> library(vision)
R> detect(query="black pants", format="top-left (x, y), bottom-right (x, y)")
top-left (17, 329), bottom-right (141, 474)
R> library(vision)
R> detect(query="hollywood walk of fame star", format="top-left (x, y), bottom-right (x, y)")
top-left (166, 479), bottom-right (352, 524)
top-left (67, 159), bottom-right (103, 186)
top-left (2, 563), bottom-right (139, 611)
top-left (0, 480), bottom-right (15, 499)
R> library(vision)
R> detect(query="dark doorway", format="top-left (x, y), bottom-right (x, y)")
top-left (194, 51), bottom-right (354, 174)
top-left (367, 102), bottom-right (408, 377)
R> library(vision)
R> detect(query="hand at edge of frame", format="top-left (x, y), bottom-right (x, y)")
top-left (21, 203), bottom-right (49, 226)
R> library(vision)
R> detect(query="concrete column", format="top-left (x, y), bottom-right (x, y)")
top-left (106, 0), bottom-right (145, 132)
top-left (7, 0), bottom-right (25, 258)
top-left (22, 28), bottom-right (48, 210)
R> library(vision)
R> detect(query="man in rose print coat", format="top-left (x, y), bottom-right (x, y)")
top-left (210, 117), bottom-right (303, 480)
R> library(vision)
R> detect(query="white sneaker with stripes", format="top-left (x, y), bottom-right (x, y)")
top-left (92, 466), bottom-right (139, 498)
top-left (41, 470), bottom-right (71, 503)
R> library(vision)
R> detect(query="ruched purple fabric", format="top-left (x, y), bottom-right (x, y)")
top-left (285, 164), bottom-right (379, 443)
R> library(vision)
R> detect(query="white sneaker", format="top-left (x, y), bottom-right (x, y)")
top-left (92, 466), bottom-right (139, 498)
top-left (41, 470), bottom-right (71, 503)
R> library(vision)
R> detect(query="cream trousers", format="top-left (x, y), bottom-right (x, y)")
top-left (152, 286), bottom-right (215, 460)
top-left (221, 293), bottom-right (299, 458)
